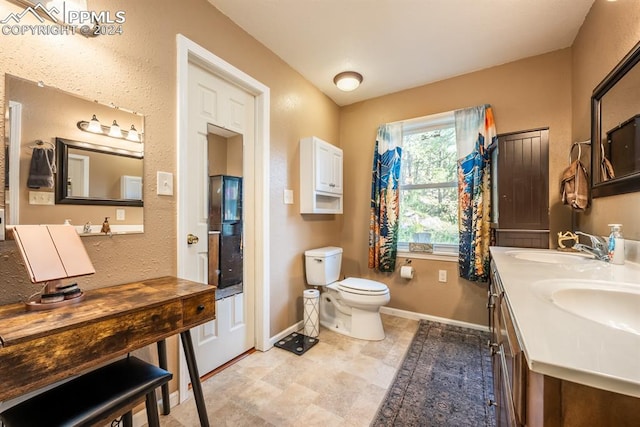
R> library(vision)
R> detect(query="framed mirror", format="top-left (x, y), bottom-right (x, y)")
top-left (591, 40), bottom-right (640, 198)
top-left (4, 74), bottom-right (145, 234)
top-left (55, 137), bottom-right (143, 206)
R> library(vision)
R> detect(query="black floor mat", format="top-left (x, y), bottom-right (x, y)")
top-left (274, 332), bottom-right (318, 356)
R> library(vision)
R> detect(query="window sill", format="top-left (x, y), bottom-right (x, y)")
top-left (397, 251), bottom-right (458, 262)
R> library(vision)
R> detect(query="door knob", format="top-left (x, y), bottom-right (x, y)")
top-left (187, 233), bottom-right (200, 245)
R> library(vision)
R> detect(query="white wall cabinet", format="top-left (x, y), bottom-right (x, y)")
top-left (300, 136), bottom-right (343, 214)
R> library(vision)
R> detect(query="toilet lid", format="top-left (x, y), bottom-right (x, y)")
top-left (337, 277), bottom-right (389, 295)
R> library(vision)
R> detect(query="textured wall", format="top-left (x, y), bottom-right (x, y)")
top-left (339, 49), bottom-right (573, 326)
top-left (572, 0), bottom-right (640, 239)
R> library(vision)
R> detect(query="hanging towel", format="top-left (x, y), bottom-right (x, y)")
top-left (27, 147), bottom-right (55, 189)
top-left (561, 159), bottom-right (589, 211)
top-left (600, 144), bottom-right (615, 181)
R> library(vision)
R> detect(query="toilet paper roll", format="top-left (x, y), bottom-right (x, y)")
top-left (303, 289), bottom-right (320, 338)
top-left (400, 265), bottom-right (414, 279)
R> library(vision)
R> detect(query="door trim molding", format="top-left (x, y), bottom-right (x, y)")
top-left (176, 34), bottom-right (271, 401)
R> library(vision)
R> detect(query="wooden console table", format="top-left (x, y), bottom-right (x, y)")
top-left (0, 276), bottom-right (215, 426)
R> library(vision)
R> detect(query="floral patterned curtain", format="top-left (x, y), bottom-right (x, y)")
top-left (455, 105), bottom-right (497, 282)
top-left (368, 123), bottom-right (403, 272)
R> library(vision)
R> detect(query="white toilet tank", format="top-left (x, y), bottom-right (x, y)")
top-left (304, 246), bottom-right (343, 286)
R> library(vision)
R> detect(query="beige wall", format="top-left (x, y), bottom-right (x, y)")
top-left (0, 0), bottom-right (340, 391)
top-left (0, 0), bottom-right (638, 397)
top-left (572, 0), bottom-right (640, 240)
top-left (339, 48), bottom-right (573, 326)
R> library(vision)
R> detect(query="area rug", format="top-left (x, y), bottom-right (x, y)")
top-left (371, 320), bottom-right (496, 426)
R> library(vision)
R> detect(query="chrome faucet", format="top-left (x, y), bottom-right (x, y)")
top-left (573, 231), bottom-right (609, 261)
top-left (83, 222), bottom-right (92, 234)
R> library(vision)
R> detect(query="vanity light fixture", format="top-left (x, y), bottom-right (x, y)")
top-left (108, 120), bottom-right (122, 138)
top-left (126, 125), bottom-right (140, 142)
top-left (87, 114), bottom-right (102, 133)
top-left (77, 115), bottom-right (143, 142)
top-left (333, 71), bottom-right (363, 92)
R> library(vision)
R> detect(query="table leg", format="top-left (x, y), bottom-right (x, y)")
top-left (156, 339), bottom-right (171, 415)
top-left (180, 331), bottom-right (210, 427)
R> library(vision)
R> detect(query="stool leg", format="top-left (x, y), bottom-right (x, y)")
top-left (145, 390), bottom-right (161, 427)
top-left (122, 411), bottom-right (133, 427)
top-left (156, 339), bottom-right (171, 415)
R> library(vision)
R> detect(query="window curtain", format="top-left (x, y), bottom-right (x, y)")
top-left (368, 123), bottom-right (403, 272)
top-left (455, 105), bottom-right (497, 282)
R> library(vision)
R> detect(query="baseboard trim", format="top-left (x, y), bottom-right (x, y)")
top-left (268, 320), bottom-right (304, 348)
top-left (380, 306), bottom-right (488, 332)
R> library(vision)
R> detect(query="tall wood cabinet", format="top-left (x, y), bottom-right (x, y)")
top-left (493, 128), bottom-right (549, 248)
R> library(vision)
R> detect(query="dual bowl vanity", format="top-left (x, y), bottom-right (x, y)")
top-left (488, 247), bottom-right (640, 426)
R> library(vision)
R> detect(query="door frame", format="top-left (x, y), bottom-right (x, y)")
top-left (176, 34), bottom-right (271, 400)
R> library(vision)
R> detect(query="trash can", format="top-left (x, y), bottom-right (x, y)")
top-left (303, 289), bottom-right (320, 338)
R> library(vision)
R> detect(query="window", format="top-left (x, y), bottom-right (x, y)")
top-left (398, 112), bottom-right (458, 255)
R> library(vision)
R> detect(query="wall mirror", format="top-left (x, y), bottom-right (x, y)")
top-left (55, 137), bottom-right (143, 206)
top-left (4, 74), bottom-right (145, 234)
top-left (591, 40), bottom-right (640, 198)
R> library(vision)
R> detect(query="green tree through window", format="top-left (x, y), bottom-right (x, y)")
top-left (399, 120), bottom-right (458, 251)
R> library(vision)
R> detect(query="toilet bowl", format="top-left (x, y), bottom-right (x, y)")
top-left (305, 247), bottom-right (390, 341)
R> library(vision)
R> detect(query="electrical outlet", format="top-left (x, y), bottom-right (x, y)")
top-left (438, 270), bottom-right (447, 283)
top-left (28, 191), bottom-right (55, 205)
top-left (116, 208), bottom-right (125, 221)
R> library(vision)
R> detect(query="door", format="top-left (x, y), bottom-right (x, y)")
top-left (495, 128), bottom-right (549, 248)
top-left (186, 62), bottom-right (255, 375)
top-left (67, 154), bottom-right (89, 197)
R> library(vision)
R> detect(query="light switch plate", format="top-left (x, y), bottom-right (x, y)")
top-left (28, 191), bottom-right (55, 205)
top-left (157, 171), bottom-right (174, 196)
top-left (284, 189), bottom-right (294, 205)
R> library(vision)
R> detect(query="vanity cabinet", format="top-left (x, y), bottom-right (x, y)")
top-left (300, 136), bottom-right (343, 214)
top-left (488, 261), bottom-right (640, 427)
top-left (489, 264), bottom-right (526, 427)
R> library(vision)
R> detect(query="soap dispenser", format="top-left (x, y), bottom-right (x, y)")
top-left (607, 223), bottom-right (625, 265)
top-left (100, 217), bottom-right (111, 235)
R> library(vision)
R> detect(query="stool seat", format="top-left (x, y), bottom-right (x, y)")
top-left (0, 356), bottom-right (172, 427)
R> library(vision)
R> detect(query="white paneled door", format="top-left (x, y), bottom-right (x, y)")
top-left (185, 62), bottom-right (255, 375)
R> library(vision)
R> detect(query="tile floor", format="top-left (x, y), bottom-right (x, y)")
top-left (159, 314), bottom-right (418, 427)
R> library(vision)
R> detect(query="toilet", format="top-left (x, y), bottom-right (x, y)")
top-left (304, 246), bottom-right (390, 341)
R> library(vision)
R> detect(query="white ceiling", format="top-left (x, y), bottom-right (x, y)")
top-left (209, 0), bottom-right (595, 106)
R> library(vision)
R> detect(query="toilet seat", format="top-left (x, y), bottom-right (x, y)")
top-left (335, 277), bottom-right (389, 296)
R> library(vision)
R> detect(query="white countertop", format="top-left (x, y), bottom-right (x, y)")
top-left (490, 246), bottom-right (640, 398)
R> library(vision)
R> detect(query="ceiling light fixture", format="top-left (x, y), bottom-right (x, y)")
top-left (333, 71), bottom-right (363, 92)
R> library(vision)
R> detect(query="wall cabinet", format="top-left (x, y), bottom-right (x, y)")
top-left (492, 128), bottom-right (549, 248)
top-left (488, 262), bottom-right (640, 427)
top-left (300, 136), bottom-right (343, 214)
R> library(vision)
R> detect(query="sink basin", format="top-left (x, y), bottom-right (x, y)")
top-left (506, 250), bottom-right (592, 264)
top-left (534, 280), bottom-right (640, 335)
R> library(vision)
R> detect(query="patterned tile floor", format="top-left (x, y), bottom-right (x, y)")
top-left (158, 314), bottom-right (418, 427)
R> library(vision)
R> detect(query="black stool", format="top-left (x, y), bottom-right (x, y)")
top-left (0, 355), bottom-right (172, 427)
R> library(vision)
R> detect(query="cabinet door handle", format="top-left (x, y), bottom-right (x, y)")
top-left (197, 304), bottom-right (205, 312)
